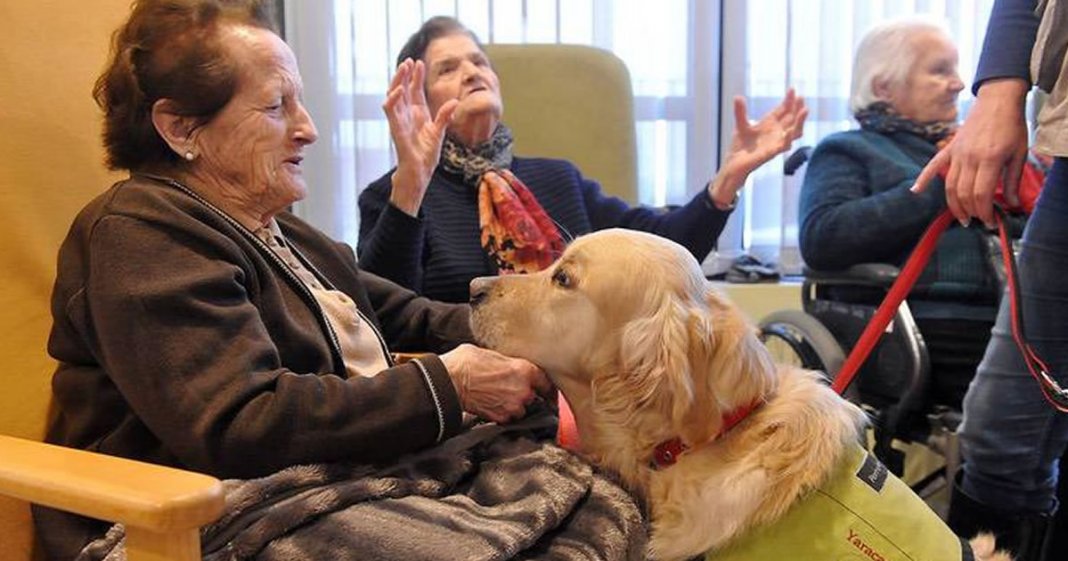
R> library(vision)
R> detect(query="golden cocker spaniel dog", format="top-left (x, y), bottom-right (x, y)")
top-left (470, 229), bottom-right (1008, 561)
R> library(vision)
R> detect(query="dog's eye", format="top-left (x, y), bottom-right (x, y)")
top-left (551, 268), bottom-right (572, 288)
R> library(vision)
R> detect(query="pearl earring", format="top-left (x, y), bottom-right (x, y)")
top-left (184, 151), bottom-right (196, 161)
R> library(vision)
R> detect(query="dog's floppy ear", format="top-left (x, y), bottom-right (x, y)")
top-left (692, 286), bottom-right (778, 428)
top-left (614, 292), bottom-right (697, 427)
top-left (676, 292), bottom-right (721, 441)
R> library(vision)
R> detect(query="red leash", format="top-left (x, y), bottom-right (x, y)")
top-left (991, 209), bottom-right (1068, 412)
top-left (830, 208), bottom-right (1068, 413)
top-left (830, 210), bottom-right (952, 395)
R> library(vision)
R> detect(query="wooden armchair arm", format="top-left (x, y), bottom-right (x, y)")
top-left (0, 434), bottom-right (224, 561)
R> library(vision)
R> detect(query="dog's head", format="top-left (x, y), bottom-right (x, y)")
top-left (470, 229), bottom-right (777, 469)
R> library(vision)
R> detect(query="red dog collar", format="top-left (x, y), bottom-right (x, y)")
top-left (650, 400), bottom-right (761, 469)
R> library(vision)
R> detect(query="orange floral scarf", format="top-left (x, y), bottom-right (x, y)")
top-left (477, 169), bottom-right (565, 274)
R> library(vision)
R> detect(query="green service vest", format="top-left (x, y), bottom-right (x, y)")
top-left (706, 445), bottom-right (970, 561)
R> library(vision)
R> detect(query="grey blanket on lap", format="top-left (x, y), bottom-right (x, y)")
top-left (77, 413), bottom-right (647, 561)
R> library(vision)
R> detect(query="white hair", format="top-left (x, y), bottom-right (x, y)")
top-left (850, 17), bottom-right (954, 113)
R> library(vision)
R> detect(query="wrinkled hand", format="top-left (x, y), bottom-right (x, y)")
top-left (441, 344), bottom-right (554, 424)
top-left (383, 58), bottom-right (459, 216)
top-left (710, 88), bottom-right (808, 208)
top-left (912, 78), bottom-right (1030, 227)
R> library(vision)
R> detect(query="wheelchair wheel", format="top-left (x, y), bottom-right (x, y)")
top-left (758, 310), bottom-right (846, 379)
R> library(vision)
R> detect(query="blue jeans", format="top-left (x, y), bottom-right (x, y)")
top-left (958, 157), bottom-right (1068, 514)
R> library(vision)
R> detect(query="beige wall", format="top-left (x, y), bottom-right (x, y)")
top-left (716, 282), bottom-right (802, 325)
top-left (1, 1), bottom-right (128, 556)
top-left (0, 0), bottom-right (127, 438)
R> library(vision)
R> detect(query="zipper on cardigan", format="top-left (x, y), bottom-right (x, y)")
top-left (411, 358), bottom-right (446, 443)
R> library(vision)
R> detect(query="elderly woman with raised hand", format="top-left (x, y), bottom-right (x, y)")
top-left (37, 2), bottom-right (556, 558)
top-left (798, 19), bottom-right (1011, 411)
top-left (358, 16), bottom-right (808, 304)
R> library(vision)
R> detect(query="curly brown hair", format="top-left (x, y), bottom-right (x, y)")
top-left (93, 0), bottom-right (276, 171)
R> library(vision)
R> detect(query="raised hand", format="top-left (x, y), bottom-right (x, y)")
top-left (383, 58), bottom-right (459, 216)
top-left (912, 78), bottom-right (1030, 227)
top-left (441, 344), bottom-right (554, 424)
top-left (709, 88), bottom-right (808, 208)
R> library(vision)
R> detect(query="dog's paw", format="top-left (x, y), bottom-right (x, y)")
top-left (969, 532), bottom-right (1014, 561)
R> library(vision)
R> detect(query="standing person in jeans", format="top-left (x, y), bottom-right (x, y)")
top-left (914, 1), bottom-right (1068, 559)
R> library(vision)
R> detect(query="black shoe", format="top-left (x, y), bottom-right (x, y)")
top-left (725, 255), bottom-right (780, 284)
top-left (947, 472), bottom-right (1055, 561)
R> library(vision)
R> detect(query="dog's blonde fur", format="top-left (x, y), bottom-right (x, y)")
top-left (471, 229), bottom-right (1011, 561)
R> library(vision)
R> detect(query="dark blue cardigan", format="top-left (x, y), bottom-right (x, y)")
top-left (358, 156), bottom-right (730, 303)
top-left (799, 129), bottom-right (1005, 313)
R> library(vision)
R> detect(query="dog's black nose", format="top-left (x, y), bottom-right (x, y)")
top-left (469, 277), bottom-right (493, 307)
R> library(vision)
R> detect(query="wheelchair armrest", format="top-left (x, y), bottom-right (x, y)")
top-left (784, 146), bottom-right (813, 176)
top-left (802, 263), bottom-right (901, 289)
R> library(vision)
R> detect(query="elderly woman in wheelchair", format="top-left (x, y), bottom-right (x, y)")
top-left (761, 19), bottom-right (1032, 482)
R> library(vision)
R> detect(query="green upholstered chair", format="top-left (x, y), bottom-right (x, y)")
top-left (484, 43), bottom-right (639, 204)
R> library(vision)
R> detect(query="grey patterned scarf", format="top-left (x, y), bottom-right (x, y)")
top-left (440, 124), bottom-right (515, 184)
top-left (854, 102), bottom-right (956, 144)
